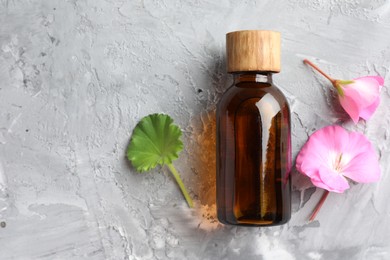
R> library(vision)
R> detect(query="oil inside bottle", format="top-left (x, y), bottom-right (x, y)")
top-left (216, 73), bottom-right (291, 226)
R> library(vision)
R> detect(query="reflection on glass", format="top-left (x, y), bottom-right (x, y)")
top-left (256, 94), bottom-right (280, 218)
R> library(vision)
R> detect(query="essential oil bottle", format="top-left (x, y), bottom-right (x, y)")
top-left (216, 30), bottom-right (291, 226)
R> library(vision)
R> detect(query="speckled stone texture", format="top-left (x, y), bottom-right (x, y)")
top-left (1, 0), bottom-right (390, 259)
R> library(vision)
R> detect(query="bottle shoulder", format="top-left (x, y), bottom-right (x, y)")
top-left (217, 83), bottom-right (290, 112)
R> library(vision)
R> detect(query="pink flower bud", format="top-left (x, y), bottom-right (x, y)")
top-left (337, 76), bottom-right (384, 123)
top-left (303, 59), bottom-right (384, 124)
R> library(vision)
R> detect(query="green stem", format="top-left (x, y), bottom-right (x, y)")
top-left (166, 163), bottom-right (194, 208)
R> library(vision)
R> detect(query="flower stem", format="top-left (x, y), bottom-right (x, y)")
top-left (167, 163), bottom-right (194, 208)
top-left (309, 190), bottom-right (330, 222)
top-left (303, 59), bottom-right (337, 86)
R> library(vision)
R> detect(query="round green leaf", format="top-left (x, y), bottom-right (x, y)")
top-left (127, 114), bottom-right (183, 172)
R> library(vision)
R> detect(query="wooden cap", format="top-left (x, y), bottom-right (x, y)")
top-left (226, 30), bottom-right (281, 73)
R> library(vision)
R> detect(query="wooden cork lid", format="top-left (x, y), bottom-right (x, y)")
top-left (226, 30), bottom-right (281, 73)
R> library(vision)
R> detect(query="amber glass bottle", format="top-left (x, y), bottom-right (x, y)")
top-left (216, 30), bottom-right (291, 226)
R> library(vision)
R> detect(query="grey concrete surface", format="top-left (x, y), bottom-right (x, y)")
top-left (1, 0), bottom-right (390, 259)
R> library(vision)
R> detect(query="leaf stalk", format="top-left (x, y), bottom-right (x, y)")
top-left (167, 163), bottom-right (194, 208)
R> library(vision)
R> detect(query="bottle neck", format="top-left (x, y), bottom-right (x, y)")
top-left (233, 72), bottom-right (273, 85)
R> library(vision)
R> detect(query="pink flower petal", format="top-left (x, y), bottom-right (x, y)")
top-left (337, 76), bottom-right (383, 123)
top-left (341, 131), bottom-right (373, 160)
top-left (360, 96), bottom-right (380, 120)
top-left (318, 167), bottom-right (350, 193)
top-left (342, 133), bottom-right (381, 183)
top-left (345, 77), bottom-right (381, 107)
top-left (359, 76), bottom-right (384, 87)
top-left (296, 125), bottom-right (351, 192)
top-left (296, 125), bottom-right (380, 193)
top-left (296, 126), bottom-right (348, 177)
top-left (311, 174), bottom-right (336, 191)
top-left (343, 152), bottom-right (380, 183)
top-left (339, 94), bottom-right (360, 124)
top-left (296, 141), bottom-right (328, 177)
top-left (319, 125), bottom-right (350, 152)
top-left (309, 171), bottom-right (344, 192)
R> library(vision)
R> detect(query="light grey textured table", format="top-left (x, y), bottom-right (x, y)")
top-left (1, 1), bottom-right (390, 259)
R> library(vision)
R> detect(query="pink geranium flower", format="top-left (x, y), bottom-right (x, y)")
top-left (296, 125), bottom-right (380, 193)
top-left (304, 59), bottom-right (384, 124)
top-left (296, 125), bottom-right (380, 220)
